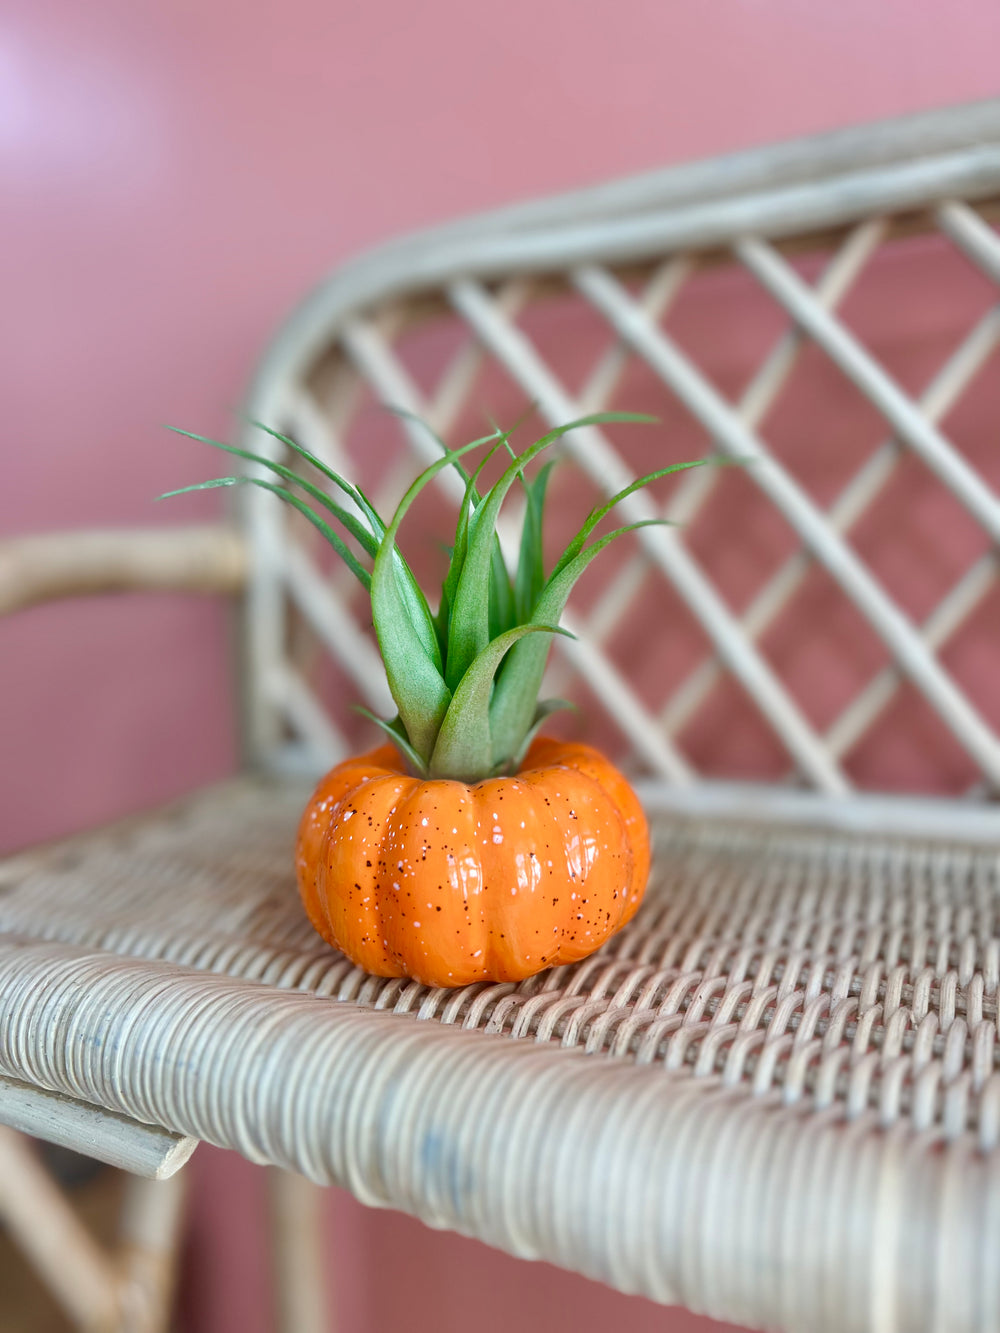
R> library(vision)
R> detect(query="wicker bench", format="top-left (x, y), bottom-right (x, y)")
top-left (3, 99), bottom-right (1000, 1333)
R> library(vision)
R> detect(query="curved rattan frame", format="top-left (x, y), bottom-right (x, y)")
top-left (237, 99), bottom-right (1000, 827)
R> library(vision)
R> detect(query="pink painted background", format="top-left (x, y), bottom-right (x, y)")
top-left (4, 2), bottom-right (999, 1329)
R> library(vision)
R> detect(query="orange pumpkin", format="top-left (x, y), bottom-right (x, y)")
top-left (171, 413), bottom-right (710, 987)
top-left (295, 737), bottom-right (650, 986)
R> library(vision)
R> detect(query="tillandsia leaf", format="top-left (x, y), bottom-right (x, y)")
top-left (165, 411), bottom-right (717, 783)
top-left (166, 423), bottom-right (412, 600)
top-left (159, 478), bottom-right (237, 497)
top-left (445, 412), bottom-right (655, 693)
top-left (242, 421), bottom-right (442, 667)
top-left (241, 419), bottom-right (381, 533)
top-left (489, 518), bottom-right (671, 769)
top-left (346, 483), bottom-right (442, 671)
top-left (385, 406), bottom-right (502, 473)
top-left (438, 426), bottom-right (520, 672)
top-left (392, 408), bottom-right (526, 654)
top-left (252, 426), bottom-right (389, 565)
top-left (370, 570), bottom-right (449, 762)
top-left (371, 435), bottom-right (491, 761)
top-left (353, 707), bottom-right (429, 777)
top-left (489, 541), bottom-right (516, 639)
top-left (386, 404), bottom-right (530, 491)
top-left (428, 624), bottom-right (575, 782)
top-left (551, 457), bottom-right (720, 580)
top-left (510, 698), bottom-right (577, 771)
top-left (514, 459), bottom-right (556, 622)
top-left (437, 457), bottom-right (489, 637)
top-left (165, 426), bottom-right (379, 556)
top-left (387, 403), bottom-right (513, 634)
top-left (160, 476), bottom-right (373, 589)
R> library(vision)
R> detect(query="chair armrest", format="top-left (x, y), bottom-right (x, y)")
top-left (0, 525), bottom-right (248, 616)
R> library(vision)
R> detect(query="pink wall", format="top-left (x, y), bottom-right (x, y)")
top-left (4, 2), bottom-right (999, 1329)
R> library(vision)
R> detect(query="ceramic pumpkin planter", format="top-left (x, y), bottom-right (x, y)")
top-left (168, 414), bottom-right (708, 987)
top-left (295, 737), bottom-right (650, 986)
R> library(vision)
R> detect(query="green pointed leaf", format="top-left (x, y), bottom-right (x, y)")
top-left (389, 411), bottom-right (525, 661)
top-left (371, 435), bottom-right (489, 760)
top-left (387, 407), bottom-right (513, 639)
top-left (385, 405), bottom-right (502, 466)
top-left (438, 427), bottom-right (519, 669)
top-left (370, 578), bottom-right (449, 762)
top-left (238, 420), bottom-right (374, 520)
top-left (238, 422), bottom-right (444, 668)
top-left (446, 412), bottom-right (654, 691)
top-left (428, 624), bottom-right (574, 781)
top-left (489, 517), bottom-right (671, 767)
top-left (351, 486), bottom-right (442, 670)
top-left (514, 459), bottom-right (556, 621)
top-left (489, 541), bottom-right (515, 639)
top-left (550, 458), bottom-right (717, 580)
top-left (354, 707), bottom-right (429, 777)
top-left (509, 697), bottom-right (577, 770)
top-left (439, 468), bottom-right (484, 629)
top-left (158, 478), bottom-right (239, 498)
top-left (165, 426), bottom-right (379, 555)
top-left (160, 475), bottom-right (372, 589)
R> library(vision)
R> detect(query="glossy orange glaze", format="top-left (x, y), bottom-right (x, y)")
top-left (295, 739), bottom-right (650, 987)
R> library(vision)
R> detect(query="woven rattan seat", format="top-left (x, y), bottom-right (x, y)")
top-left (5, 779), bottom-right (1000, 1136)
top-left (4, 100), bottom-right (1000, 1332)
top-left (4, 783), bottom-right (1000, 1329)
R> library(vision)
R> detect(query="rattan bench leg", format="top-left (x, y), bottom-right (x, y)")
top-left (0, 1124), bottom-right (123, 1330)
top-left (268, 1167), bottom-right (332, 1333)
top-left (0, 1125), bottom-right (188, 1333)
top-left (116, 1168), bottom-right (188, 1333)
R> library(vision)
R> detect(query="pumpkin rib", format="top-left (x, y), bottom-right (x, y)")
top-left (328, 772), bottom-right (418, 978)
top-left (516, 757), bottom-right (633, 968)
top-left (294, 744), bottom-right (402, 947)
top-left (522, 738), bottom-right (649, 925)
top-left (377, 778), bottom-right (484, 986)
top-left (473, 774), bottom-right (558, 980)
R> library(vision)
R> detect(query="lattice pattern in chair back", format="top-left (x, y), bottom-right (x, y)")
top-left (240, 105), bottom-right (1000, 805)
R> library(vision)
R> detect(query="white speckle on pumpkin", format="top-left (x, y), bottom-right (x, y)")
top-left (392, 882), bottom-right (400, 891)
top-left (421, 817), bottom-right (428, 826)
top-left (414, 921), bottom-right (421, 928)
